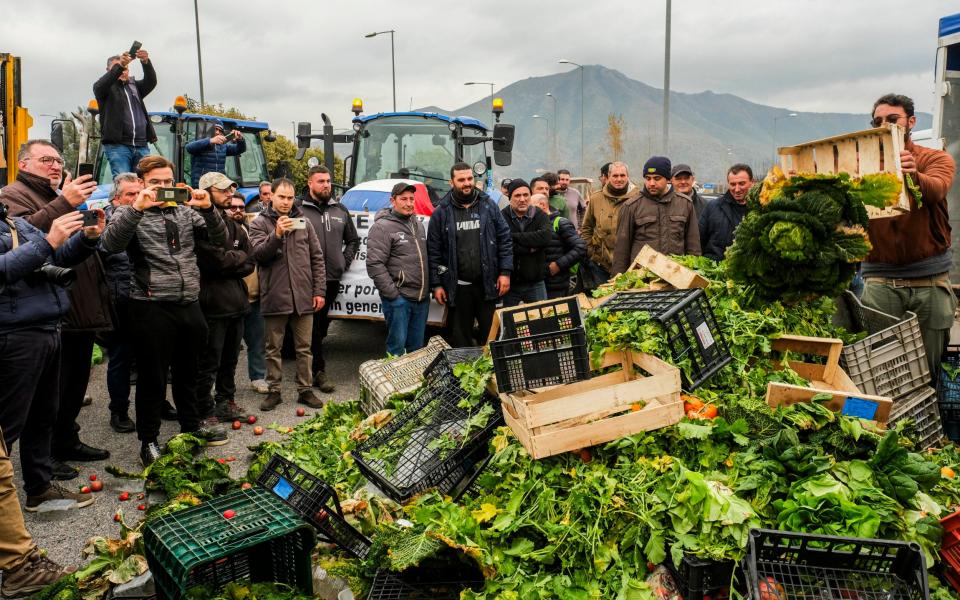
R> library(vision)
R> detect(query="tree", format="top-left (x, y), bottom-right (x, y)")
top-left (54, 106), bottom-right (100, 175)
top-left (606, 113), bottom-right (625, 162)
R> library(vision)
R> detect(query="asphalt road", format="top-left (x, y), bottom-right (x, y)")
top-left (12, 318), bottom-right (385, 571)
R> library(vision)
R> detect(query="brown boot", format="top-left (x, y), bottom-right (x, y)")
top-left (297, 389), bottom-right (325, 409)
top-left (1, 550), bottom-right (76, 598)
top-left (260, 391), bottom-right (282, 412)
top-left (313, 371), bottom-right (336, 394)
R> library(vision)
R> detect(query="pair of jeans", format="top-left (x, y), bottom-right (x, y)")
top-left (265, 313), bottom-right (314, 393)
top-left (102, 144), bottom-right (151, 178)
top-left (127, 300), bottom-right (207, 443)
top-left (243, 300), bottom-right (266, 381)
top-left (311, 280), bottom-right (341, 375)
top-left (0, 329), bottom-right (59, 496)
top-left (449, 283), bottom-right (497, 348)
top-left (502, 281), bottom-right (548, 308)
top-left (106, 340), bottom-right (132, 414)
top-left (381, 295), bottom-right (430, 356)
top-left (196, 315), bottom-right (244, 418)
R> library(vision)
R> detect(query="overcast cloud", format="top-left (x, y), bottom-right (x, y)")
top-left (3, 0), bottom-right (956, 137)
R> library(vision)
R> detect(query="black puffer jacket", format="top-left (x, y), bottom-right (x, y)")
top-left (501, 206), bottom-right (551, 286)
top-left (543, 211), bottom-right (587, 294)
top-left (698, 192), bottom-right (748, 261)
top-left (196, 209), bottom-right (254, 318)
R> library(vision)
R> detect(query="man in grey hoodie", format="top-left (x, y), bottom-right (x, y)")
top-left (366, 183), bottom-right (430, 356)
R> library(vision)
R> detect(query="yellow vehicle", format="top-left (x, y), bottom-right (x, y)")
top-left (0, 53), bottom-right (33, 186)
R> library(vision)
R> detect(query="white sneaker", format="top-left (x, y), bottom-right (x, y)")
top-left (250, 379), bottom-right (270, 394)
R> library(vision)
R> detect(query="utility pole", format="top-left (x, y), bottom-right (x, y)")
top-left (193, 0), bottom-right (205, 106)
top-left (662, 0), bottom-right (671, 154)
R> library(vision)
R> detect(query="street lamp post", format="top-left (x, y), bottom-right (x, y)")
top-left (772, 112), bottom-right (798, 161)
top-left (545, 92), bottom-right (558, 166)
top-left (558, 59), bottom-right (584, 176)
top-left (464, 81), bottom-right (496, 109)
top-left (663, 0), bottom-right (671, 154)
top-left (532, 114), bottom-right (550, 168)
top-left (193, 0), bottom-right (205, 106)
top-left (365, 30), bottom-right (397, 111)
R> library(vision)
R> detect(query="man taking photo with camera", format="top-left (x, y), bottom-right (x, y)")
top-left (185, 120), bottom-right (246, 188)
top-left (94, 46), bottom-right (156, 177)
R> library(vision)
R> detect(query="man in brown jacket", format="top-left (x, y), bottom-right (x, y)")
top-left (0, 140), bottom-right (111, 475)
top-left (611, 156), bottom-right (701, 275)
top-left (249, 178), bottom-right (326, 411)
top-left (861, 93), bottom-right (957, 379)
top-left (579, 161), bottom-right (638, 285)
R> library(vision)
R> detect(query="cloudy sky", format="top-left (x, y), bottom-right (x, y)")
top-left (3, 0), bottom-right (957, 138)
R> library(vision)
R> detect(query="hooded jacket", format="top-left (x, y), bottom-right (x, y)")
top-left (366, 207), bottom-right (429, 302)
top-left (427, 188), bottom-right (513, 306)
top-left (580, 182), bottom-right (640, 271)
top-left (611, 186), bottom-right (701, 275)
top-left (544, 210), bottom-right (587, 293)
top-left (0, 218), bottom-right (98, 334)
top-left (93, 60), bottom-right (157, 146)
top-left (100, 202), bottom-right (226, 304)
top-left (249, 205), bottom-right (326, 316)
top-left (2, 170), bottom-right (114, 331)
top-left (196, 208), bottom-right (254, 318)
top-left (185, 137), bottom-right (247, 187)
top-left (300, 195), bottom-right (360, 282)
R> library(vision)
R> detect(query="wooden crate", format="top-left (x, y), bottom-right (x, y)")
top-left (500, 350), bottom-right (682, 459)
top-left (777, 123), bottom-right (910, 219)
top-left (626, 245), bottom-right (709, 289)
top-left (765, 335), bottom-right (893, 424)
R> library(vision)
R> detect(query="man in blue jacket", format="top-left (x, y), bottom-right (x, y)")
top-left (185, 120), bottom-right (246, 187)
top-left (427, 162), bottom-right (513, 347)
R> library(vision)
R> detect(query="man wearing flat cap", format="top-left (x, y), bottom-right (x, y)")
top-left (671, 163), bottom-right (708, 221)
top-left (611, 156), bottom-right (700, 275)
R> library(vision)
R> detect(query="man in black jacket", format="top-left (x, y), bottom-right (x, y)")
top-left (699, 164), bottom-right (754, 261)
top-left (93, 49), bottom-right (157, 177)
top-left (530, 194), bottom-right (586, 299)
top-left (501, 179), bottom-right (551, 307)
top-left (300, 165), bottom-right (360, 393)
top-left (196, 173), bottom-right (254, 424)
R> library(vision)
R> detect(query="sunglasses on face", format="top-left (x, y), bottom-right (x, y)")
top-left (227, 206), bottom-right (245, 211)
top-left (871, 114), bottom-right (905, 127)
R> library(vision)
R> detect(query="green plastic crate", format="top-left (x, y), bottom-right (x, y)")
top-left (144, 487), bottom-right (315, 599)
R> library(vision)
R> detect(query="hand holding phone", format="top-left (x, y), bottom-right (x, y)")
top-left (129, 41), bottom-right (142, 58)
top-left (80, 210), bottom-right (99, 227)
top-left (157, 187), bottom-right (190, 204)
top-left (290, 217), bottom-right (307, 230)
top-left (77, 163), bottom-right (95, 179)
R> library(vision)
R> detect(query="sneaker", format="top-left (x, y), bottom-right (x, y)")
top-left (297, 389), bottom-right (325, 409)
top-left (214, 400), bottom-right (244, 422)
top-left (140, 442), bottom-right (162, 467)
top-left (24, 483), bottom-right (94, 512)
top-left (313, 371), bottom-right (336, 394)
top-left (51, 460), bottom-right (79, 481)
top-left (250, 379), bottom-right (270, 394)
top-left (110, 412), bottom-right (136, 433)
top-left (1, 550), bottom-right (76, 598)
top-left (194, 419), bottom-right (228, 446)
top-left (260, 391), bottom-right (282, 412)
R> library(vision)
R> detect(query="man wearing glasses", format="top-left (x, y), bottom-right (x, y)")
top-left (195, 173), bottom-right (254, 425)
top-left (860, 93), bottom-right (957, 381)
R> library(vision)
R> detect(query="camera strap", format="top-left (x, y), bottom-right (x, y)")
top-left (4, 218), bottom-right (19, 250)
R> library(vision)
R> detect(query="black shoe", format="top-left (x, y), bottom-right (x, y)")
top-left (140, 442), bottom-right (162, 467)
top-left (51, 459), bottom-right (79, 481)
top-left (161, 402), bottom-right (178, 421)
top-left (110, 412), bottom-right (136, 433)
top-left (53, 442), bottom-right (110, 462)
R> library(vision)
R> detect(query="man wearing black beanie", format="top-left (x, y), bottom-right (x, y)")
top-left (611, 156), bottom-right (700, 275)
top-left (501, 179), bottom-right (551, 306)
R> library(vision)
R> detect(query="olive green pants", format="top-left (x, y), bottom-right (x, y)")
top-left (861, 281), bottom-right (957, 384)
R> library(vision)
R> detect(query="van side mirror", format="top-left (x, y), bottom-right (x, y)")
top-left (492, 124), bottom-right (515, 167)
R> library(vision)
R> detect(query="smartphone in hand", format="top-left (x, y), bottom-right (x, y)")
top-left (80, 210), bottom-right (99, 227)
top-left (157, 187), bottom-right (190, 204)
top-left (77, 163), bottom-right (95, 179)
top-left (129, 40), bottom-right (142, 57)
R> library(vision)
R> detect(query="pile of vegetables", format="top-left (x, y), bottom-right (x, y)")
top-left (725, 167), bottom-right (901, 300)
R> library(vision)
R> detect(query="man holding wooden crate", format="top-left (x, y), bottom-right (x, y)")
top-left (860, 93), bottom-right (957, 380)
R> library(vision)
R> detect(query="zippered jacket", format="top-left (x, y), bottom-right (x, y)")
top-left (93, 61), bottom-right (157, 146)
top-left (300, 196), bottom-right (360, 281)
top-left (366, 208), bottom-right (428, 302)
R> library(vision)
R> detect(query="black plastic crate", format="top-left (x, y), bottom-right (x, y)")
top-left (423, 347), bottom-right (485, 384)
top-left (352, 368), bottom-right (503, 503)
top-left (497, 296), bottom-right (584, 339)
top-left (744, 529), bottom-right (928, 600)
top-left (596, 289), bottom-right (732, 390)
top-left (938, 352), bottom-right (960, 441)
top-left (255, 454), bottom-right (372, 559)
top-left (366, 564), bottom-right (484, 600)
top-left (666, 555), bottom-right (736, 599)
top-left (490, 327), bottom-right (590, 393)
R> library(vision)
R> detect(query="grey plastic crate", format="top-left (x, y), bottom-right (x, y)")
top-left (834, 291), bottom-right (929, 398)
top-left (358, 336), bottom-right (450, 415)
top-left (889, 386), bottom-right (944, 450)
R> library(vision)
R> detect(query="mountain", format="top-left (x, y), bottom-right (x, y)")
top-left (422, 65), bottom-right (932, 186)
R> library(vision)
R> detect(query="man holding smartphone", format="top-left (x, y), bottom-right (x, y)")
top-left (93, 46), bottom-right (156, 178)
top-left (185, 120), bottom-right (247, 188)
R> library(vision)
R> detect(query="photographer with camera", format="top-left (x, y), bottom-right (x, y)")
top-left (185, 119), bottom-right (246, 188)
top-left (94, 45), bottom-right (156, 178)
top-left (1, 140), bottom-right (113, 476)
top-left (101, 155), bottom-right (229, 466)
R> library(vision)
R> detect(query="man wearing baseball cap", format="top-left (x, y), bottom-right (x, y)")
top-left (366, 183), bottom-right (431, 356)
top-left (611, 156), bottom-right (700, 275)
top-left (671, 163), bottom-right (708, 221)
top-left (195, 172), bottom-right (254, 425)
top-left (185, 119), bottom-right (247, 187)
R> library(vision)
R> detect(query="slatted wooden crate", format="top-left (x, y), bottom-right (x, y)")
top-left (626, 245), bottom-right (709, 289)
top-left (777, 123), bottom-right (911, 219)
